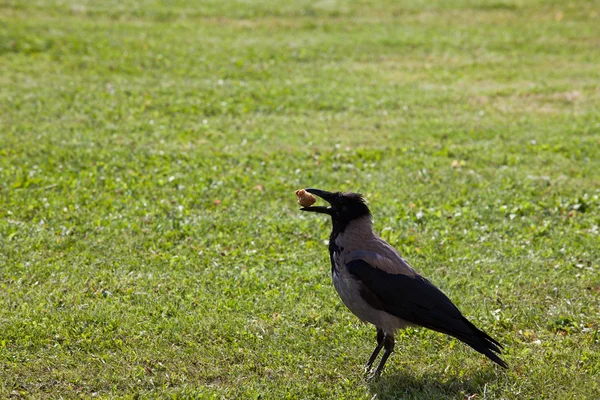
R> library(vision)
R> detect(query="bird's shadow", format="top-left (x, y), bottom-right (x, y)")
top-left (368, 367), bottom-right (500, 400)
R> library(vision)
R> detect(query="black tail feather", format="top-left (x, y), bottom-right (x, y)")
top-left (453, 317), bottom-right (508, 368)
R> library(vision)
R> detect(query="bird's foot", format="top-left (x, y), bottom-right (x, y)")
top-left (366, 369), bottom-right (382, 382)
top-left (364, 363), bottom-right (385, 381)
top-left (365, 347), bottom-right (392, 381)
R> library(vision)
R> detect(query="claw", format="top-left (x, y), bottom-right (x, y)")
top-left (366, 370), bottom-right (381, 382)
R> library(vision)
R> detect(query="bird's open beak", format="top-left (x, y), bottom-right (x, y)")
top-left (300, 188), bottom-right (334, 215)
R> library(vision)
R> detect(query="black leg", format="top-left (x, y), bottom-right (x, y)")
top-left (368, 333), bottom-right (394, 380)
top-left (364, 328), bottom-right (384, 373)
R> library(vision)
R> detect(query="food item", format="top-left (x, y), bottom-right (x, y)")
top-left (295, 189), bottom-right (316, 207)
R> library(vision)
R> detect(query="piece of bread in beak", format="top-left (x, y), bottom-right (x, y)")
top-left (295, 189), bottom-right (316, 207)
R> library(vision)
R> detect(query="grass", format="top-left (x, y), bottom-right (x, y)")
top-left (1, 0), bottom-right (599, 398)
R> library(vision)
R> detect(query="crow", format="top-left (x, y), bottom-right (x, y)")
top-left (300, 188), bottom-right (507, 379)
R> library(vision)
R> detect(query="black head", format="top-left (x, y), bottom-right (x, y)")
top-left (300, 188), bottom-right (371, 230)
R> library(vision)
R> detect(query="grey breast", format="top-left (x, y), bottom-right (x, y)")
top-left (332, 248), bottom-right (412, 333)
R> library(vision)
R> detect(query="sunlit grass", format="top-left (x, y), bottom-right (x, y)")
top-left (1, 0), bottom-right (599, 398)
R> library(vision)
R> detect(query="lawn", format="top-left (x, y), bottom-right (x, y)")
top-left (1, 0), bottom-right (599, 398)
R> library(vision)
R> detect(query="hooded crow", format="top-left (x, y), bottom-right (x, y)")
top-left (300, 188), bottom-right (507, 379)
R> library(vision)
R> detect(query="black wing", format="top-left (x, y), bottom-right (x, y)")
top-left (346, 259), bottom-right (507, 368)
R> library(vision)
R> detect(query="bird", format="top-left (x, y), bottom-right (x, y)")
top-left (299, 188), bottom-right (507, 379)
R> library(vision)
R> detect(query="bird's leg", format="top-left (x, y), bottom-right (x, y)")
top-left (364, 328), bottom-right (384, 374)
top-left (368, 333), bottom-right (394, 381)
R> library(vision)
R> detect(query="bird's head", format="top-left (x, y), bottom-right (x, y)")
top-left (300, 188), bottom-right (371, 228)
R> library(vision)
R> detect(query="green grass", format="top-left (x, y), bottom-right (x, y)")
top-left (1, 0), bottom-right (599, 398)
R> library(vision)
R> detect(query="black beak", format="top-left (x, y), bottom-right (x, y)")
top-left (300, 188), bottom-right (335, 215)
